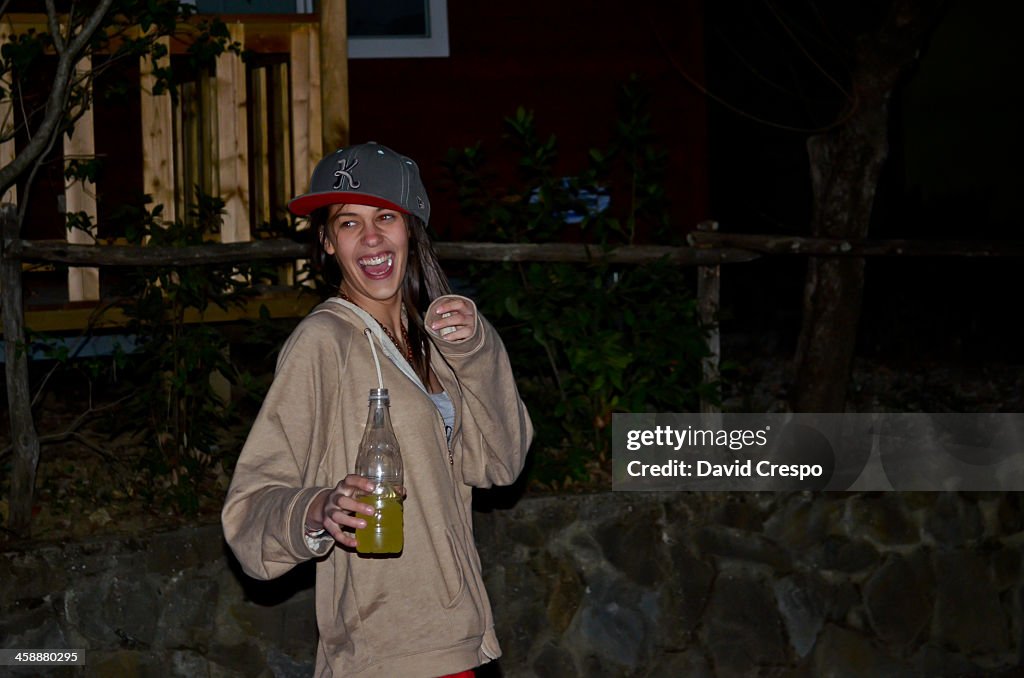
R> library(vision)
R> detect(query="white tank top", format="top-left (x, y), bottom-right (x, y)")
top-left (428, 390), bottom-right (455, 443)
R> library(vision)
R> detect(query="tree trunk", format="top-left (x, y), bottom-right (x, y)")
top-left (793, 109), bottom-right (887, 412)
top-left (793, 0), bottom-right (946, 412)
top-left (2, 205), bottom-right (40, 537)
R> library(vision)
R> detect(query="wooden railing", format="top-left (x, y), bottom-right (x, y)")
top-left (9, 224), bottom-right (1023, 398)
top-left (7, 227), bottom-right (1022, 336)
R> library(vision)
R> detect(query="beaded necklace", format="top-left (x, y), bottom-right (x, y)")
top-left (338, 291), bottom-right (414, 365)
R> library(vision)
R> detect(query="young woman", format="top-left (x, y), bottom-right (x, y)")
top-left (222, 142), bottom-right (533, 677)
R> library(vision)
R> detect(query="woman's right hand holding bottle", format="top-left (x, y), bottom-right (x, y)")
top-left (306, 474), bottom-right (378, 548)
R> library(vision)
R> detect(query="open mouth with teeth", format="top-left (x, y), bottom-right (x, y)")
top-left (357, 252), bottom-right (395, 279)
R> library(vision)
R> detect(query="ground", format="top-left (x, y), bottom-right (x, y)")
top-left (724, 353), bottom-right (1024, 414)
top-left (0, 382), bottom-right (238, 544)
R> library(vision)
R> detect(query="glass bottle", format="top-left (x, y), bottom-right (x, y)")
top-left (354, 388), bottom-right (404, 554)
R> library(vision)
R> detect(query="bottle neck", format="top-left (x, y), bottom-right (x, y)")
top-left (367, 399), bottom-right (391, 428)
top-left (357, 395), bottom-right (401, 483)
top-left (368, 395), bottom-right (391, 428)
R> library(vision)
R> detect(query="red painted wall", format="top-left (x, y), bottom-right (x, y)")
top-left (347, 0), bottom-right (708, 241)
top-left (18, 1), bottom-right (707, 246)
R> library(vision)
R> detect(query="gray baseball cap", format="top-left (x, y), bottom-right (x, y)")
top-left (288, 142), bottom-right (430, 224)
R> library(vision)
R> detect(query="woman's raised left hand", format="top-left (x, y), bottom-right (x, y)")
top-left (429, 297), bottom-right (476, 342)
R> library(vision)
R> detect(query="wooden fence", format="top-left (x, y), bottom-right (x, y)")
top-left (1, 11), bottom-right (346, 305)
top-left (7, 219), bottom-right (1023, 408)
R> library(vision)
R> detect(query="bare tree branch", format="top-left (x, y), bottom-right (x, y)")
top-left (0, 395), bottom-right (131, 463)
top-left (16, 97), bottom-right (66, 227)
top-left (44, 0), bottom-right (67, 54)
top-left (1, 23), bottom-right (151, 148)
top-left (764, 0), bottom-right (853, 101)
top-left (0, 0), bottom-right (115, 201)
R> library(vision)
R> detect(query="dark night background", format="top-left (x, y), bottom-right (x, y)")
top-left (344, 0), bottom-right (1023, 382)
top-left (702, 0), bottom-right (1023, 367)
top-left (16, 0), bottom-right (1020, 377)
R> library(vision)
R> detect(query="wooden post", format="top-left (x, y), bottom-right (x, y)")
top-left (140, 35), bottom-right (176, 225)
top-left (270, 62), bottom-right (292, 216)
top-left (290, 22), bottom-right (322, 286)
top-left (200, 68), bottom-right (217, 203)
top-left (215, 22), bottom-right (250, 243)
top-left (173, 79), bottom-right (201, 215)
top-left (290, 23), bottom-right (323, 191)
top-left (319, 1), bottom-right (349, 151)
top-left (250, 66), bottom-right (271, 227)
top-left (271, 61), bottom-right (295, 284)
top-left (697, 220), bottom-right (721, 421)
top-left (64, 55), bottom-right (100, 301)
top-left (1, 204), bottom-right (40, 536)
top-left (209, 24), bottom-right (251, 406)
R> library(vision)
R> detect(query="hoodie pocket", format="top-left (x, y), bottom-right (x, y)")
top-left (441, 527), bottom-right (467, 609)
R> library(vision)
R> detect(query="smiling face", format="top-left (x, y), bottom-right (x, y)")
top-left (323, 203), bottom-right (409, 308)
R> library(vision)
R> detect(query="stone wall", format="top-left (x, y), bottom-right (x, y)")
top-left (476, 492), bottom-right (1023, 677)
top-left (0, 526), bottom-right (318, 677)
top-left (2, 492), bottom-right (1022, 676)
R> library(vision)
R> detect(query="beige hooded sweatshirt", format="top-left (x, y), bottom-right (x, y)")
top-left (222, 295), bottom-right (533, 677)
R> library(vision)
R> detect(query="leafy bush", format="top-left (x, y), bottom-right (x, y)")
top-left (443, 81), bottom-right (714, 490)
top-left (100, 191), bottom-right (287, 513)
top-left (8, 197), bottom-right (300, 524)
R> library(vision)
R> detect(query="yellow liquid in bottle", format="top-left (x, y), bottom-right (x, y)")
top-left (355, 485), bottom-right (403, 554)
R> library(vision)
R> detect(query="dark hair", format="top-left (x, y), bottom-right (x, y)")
top-left (309, 208), bottom-right (451, 386)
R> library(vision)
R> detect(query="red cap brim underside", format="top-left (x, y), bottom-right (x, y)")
top-left (288, 192), bottom-right (408, 217)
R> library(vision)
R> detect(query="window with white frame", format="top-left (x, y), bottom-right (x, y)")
top-left (181, 0), bottom-right (450, 58)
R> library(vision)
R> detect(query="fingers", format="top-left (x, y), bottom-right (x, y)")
top-left (342, 473), bottom-right (378, 495)
top-left (323, 513), bottom-right (359, 548)
top-left (319, 475), bottom-right (377, 546)
top-left (429, 298), bottom-right (476, 341)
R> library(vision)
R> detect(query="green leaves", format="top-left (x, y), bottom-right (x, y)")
top-left (0, 1), bottom-right (243, 156)
top-left (85, 186), bottom-right (287, 514)
top-left (64, 157), bottom-right (103, 183)
top-left (474, 258), bottom-right (710, 488)
top-left (444, 80), bottom-right (715, 489)
top-left (441, 81), bottom-right (675, 251)
top-left (0, 29), bottom-right (50, 78)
